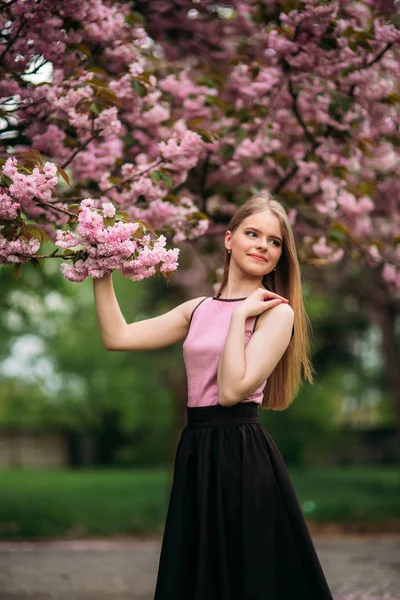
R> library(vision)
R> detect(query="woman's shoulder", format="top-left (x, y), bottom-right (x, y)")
top-left (254, 301), bottom-right (294, 333)
top-left (178, 295), bottom-right (209, 325)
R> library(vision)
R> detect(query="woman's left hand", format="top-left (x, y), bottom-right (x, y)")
top-left (234, 287), bottom-right (289, 318)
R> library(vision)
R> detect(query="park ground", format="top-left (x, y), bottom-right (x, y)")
top-left (0, 534), bottom-right (399, 600)
top-left (1, 467), bottom-right (399, 599)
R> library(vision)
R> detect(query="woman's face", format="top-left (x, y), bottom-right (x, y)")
top-left (225, 210), bottom-right (283, 275)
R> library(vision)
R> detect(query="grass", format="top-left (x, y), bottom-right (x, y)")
top-left (289, 466), bottom-right (400, 523)
top-left (0, 466), bottom-right (399, 539)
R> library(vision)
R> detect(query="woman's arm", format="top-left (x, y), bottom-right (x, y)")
top-left (93, 273), bottom-right (207, 351)
top-left (217, 303), bottom-right (294, 406)
top-left (93, 273), bottom-right (128, 348)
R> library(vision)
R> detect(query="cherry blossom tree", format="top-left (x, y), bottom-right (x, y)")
top-left (1, 0), bottom-right (399, 288)
top-left (139, 0), bottom-right (400, 442)
top-left (0, 0), bottom-right (211, 281)
top-left (1, 0), bottom-right (400, 440)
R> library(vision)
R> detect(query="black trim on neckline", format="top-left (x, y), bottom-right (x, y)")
top-left (212, 296), bottom-right (247, 301)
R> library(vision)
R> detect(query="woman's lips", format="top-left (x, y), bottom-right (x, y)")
top-left (248, 254), bottom-right (266, 262)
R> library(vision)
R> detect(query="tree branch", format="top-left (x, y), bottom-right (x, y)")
top-left (35, 199), bottom-right (78, 218)
top-left (60, 132), bottom-right (100, 170)
top-left (0, 0), bottom-right (20, 13)
top-left (288, 79), bottom-right (315, 146)
top-left (0, 17), bottom-right (28, 65)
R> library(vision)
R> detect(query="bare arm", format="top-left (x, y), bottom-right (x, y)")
top-left (217, 303), bottom-right (294, 406)
top-left (93, 273), bottom-right (207, 351)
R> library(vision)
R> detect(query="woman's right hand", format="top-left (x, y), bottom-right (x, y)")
top-left (234, 287), bottom-right (289, 319)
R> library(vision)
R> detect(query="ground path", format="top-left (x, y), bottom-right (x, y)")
top-left (0, 535), bottom-right (399, 600)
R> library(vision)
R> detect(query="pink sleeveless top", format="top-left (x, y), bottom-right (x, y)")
top-left (183, 296), bottom-right (267, 407)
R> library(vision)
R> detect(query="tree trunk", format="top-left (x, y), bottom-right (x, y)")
top-left (372, 304), bottom-right (400, 458)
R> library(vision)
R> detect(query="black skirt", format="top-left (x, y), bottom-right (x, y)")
top-left (153, 402), bottom-right (334, 600)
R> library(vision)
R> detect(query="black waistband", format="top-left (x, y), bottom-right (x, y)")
top-left (186, 402), bottom-right (259, 428)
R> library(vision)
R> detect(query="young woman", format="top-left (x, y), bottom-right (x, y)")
top-left (93, 194), bottom-right (334, 600)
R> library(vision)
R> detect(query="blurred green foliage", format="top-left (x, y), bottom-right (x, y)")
top-left (0, 262), bottom-right (395, 467)
top-left (0, 466), bottom-right (398, 540)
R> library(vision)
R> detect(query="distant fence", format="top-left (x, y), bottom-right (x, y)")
top-left (0, 425), bottom-right (398, 468)
top-left (0, 430), bottom-right (68, 468)
top-left (331, 426), bottom-right (399, 466)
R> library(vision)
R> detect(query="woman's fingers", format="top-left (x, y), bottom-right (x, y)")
top-left (263, 291), bottom-right (288, 302)
top-left (264, 298), bottom-right (283, 309)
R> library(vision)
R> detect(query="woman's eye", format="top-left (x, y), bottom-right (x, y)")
top-left (246, 231), bottom-right (281, 247)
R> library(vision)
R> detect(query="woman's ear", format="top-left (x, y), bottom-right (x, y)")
top-left (225, 230), bottom-right (232, 253)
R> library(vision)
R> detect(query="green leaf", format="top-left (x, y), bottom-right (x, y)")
top-left (30, 257), bottom-right (45, 271)
top-left (358, 181), bottom-right (376, 196)
top-left (197, 128), bottom-right (219, 143)
top-left (103, 216), bottom-right (115, 228)
top-left (204, 95), bottom-right (227, 110)
top-left (12, 264), bottom-right (21, 280)
top-left (164, 193), bottom-right (180, 205)
top-left (236, 127), bottom-right (247, 142)
top-left (125, 11), bottom-right (146, 26)
top-left (328, 230), bottom-right (346, 243)
top-left (390, 14), bottom-right (400, 27)
top-left (383, 93), bottom-right (400, 106)
top-left (96, 87), bottom-right (120, 106)
top-left (159, 172), bottom-right (173, 188)
top-left (196, 73), bottom-right (224, 88)
top-left (90, 103), bottom-right (100, 115)
top-left (57, 166), bottom-right (71, 186)
top-left (89, 77), bottom-right (109, 88)
top-left (280, 57), bottom-right (291, 74)
top-left (137, 219), bottom-right (156, 236)
top-left (150, 170), bottom-right (161, 183)
top-left (187, 117), bottom-right (207, 128)
top-left (71, 43), bottom-right (92, 57)
top-left (355, 39), bottom-right (372, 51)
top-left (329, 221), bottom-right (352, 242)
top-left (271, 153), bottom-right (294, 170)
top-left (279, 190), bottom-right (305, 204)
top-left (16, 150), bottom-right (38, 161)
top-left (87, 66), bottom-right (108, 77)
top-left (319, 36), bottom-right (338, 50)
top-left (332, 166), bottom-right (349, 178)
top-left (132, 79), bottom-right (147, 97)
top-left (329, 91), bottom-right (352, 116)
top-left (341, 65), bottom-right (356, 77)
top-left (221, 144), bottom-right (235, 159)
top-left (136, 72), bottom-right (153, 85)
top-left (26, 227), bottom-right (43, 243)
top-left (1, 174), bottom-right (12, 186)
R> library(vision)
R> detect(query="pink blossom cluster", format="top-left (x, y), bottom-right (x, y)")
top-left (0, 157), bottom-right (180, 281)
top-left (1, 0), bottom-right (400, 298)
top-left (0, 236), bottom-right (40, 266)
top-left (2, 158), bottom-right (58, 208)
top-left (0, 192), bottom-right (19, 221)
top-left (55, 199), bottom-right (180, 283)
top-left (128, 195), bottom-right (210, 244)
top-left (35, 73), bottom-right (123, 143)
top-left (157, 130), bottom-right (206, 172)
top-left (6, 0), bottom-right (134, 71)
top-left (159, 70), bottom-right (219, 120)
top-left (95, 128), bottom-right (209, 242)
top-left (311, 236), bottom-right (345, 264)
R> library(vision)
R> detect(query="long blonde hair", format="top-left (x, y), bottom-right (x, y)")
top-left (215, 193), bottom-right (314, 410)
